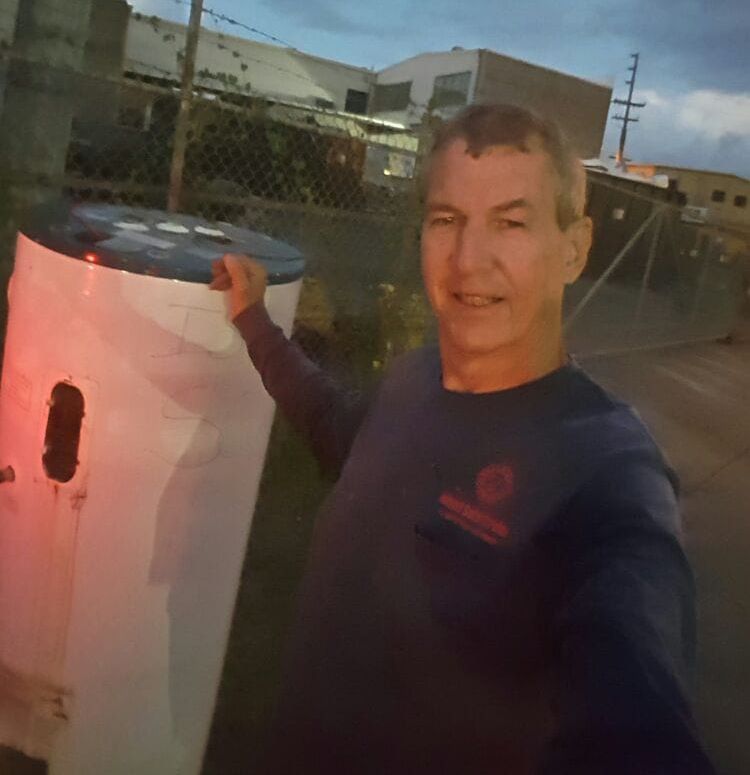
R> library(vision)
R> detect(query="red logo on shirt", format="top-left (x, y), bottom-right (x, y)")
top-left (438, 463), bottom-right (515, 545)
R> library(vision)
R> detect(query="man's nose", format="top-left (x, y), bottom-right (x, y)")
top-left (452, 223), bottom-right (494, 275)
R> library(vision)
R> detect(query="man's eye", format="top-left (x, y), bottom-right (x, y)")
top-left (430, 216), bottom-right (455, 226)
top-left (497, 219), bottom-right (524, 229)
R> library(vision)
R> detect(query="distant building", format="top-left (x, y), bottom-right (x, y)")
top-left (125, 12), bottom-right (374, 116)
top-left (125, 15), bottom-right (611, 159)
top-left (628, 164), bottom-right (750, 235)
top-left (1, 4), bottom-right (616, 191)
top-left (372, 48), bottom-right (612, 158)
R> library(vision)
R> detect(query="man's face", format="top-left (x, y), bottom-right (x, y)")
top-left (421, 139), bottom-right (587, 360)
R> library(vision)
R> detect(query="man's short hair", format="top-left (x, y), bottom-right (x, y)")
top-left (424, 103), bottom-right (587, 230)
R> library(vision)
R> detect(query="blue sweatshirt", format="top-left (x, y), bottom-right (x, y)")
top-left (235, 303), bottom-right (716, 775)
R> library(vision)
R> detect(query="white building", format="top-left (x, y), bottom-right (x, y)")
top-left (372, 48), bottom-right (613, 158)
top-left (125, 12), bottom-right (375, 116)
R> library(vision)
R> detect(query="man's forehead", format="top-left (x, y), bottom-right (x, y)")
top-left (427, 139), bottom-right (556, 196)
top-left (435, 134), bottom-right (547, 162)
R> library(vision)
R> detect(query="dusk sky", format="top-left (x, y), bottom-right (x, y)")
top-left (131, 0), bottom-right (750, 178)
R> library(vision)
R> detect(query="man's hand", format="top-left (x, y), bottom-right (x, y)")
top-left (209, 253), bottom-right (268, 320)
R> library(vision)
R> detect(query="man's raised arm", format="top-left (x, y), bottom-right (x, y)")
top-left (210, 254), bottom-right (369, 476)
top-left (537, 452), bottom-right (717, 775)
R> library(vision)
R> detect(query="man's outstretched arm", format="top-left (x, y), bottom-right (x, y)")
top-left (537, 452), bottom-right (716, 775)
top-left (211, 254), bottom-right (369, 476)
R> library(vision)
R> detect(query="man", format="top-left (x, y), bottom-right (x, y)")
top-left (210, 104), bottom-right (716, 774)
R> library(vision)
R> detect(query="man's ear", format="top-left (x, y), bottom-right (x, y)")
top-left (563, 216), bottom-right (593, 285)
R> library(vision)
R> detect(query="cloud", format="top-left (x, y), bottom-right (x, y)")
top-left (586, 0), bottom-right (750, 92)
top-left (245, 0), bottom-right (749, 95)
top-left (129, 0), bottom-right (187, 22)
top-left (677, 91), bottom-right (750, 140)
top-left (636, 89), bottom-right (668, 109)
top-left (605, 88), bottom-right (750, 177)
top-left (257, 0), bottom-right (388, 36)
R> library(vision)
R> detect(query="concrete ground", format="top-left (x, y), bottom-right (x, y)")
top-left (580, 319), bottom-right (750, 775)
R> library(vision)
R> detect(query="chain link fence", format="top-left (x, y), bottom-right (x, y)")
top-left (1, 52), bottom-right (747, 370)
top-left (0, 45), bottom-right (748, 775)
top-left (568, 175), bottom-right (748, 355)
top-left (0, 52), bottom-right (429, 386)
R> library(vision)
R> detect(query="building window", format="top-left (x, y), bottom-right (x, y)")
top-left (711, 189), bottom-right (726, 203)
top-left (345, 89), bottom-right (368, 115)
top-left (116, 93), bottom-right (153, 131)
top-left (676, 191), bottom-right (688, 206)
top-left (372, 81), bottom-right (412, 112)
top-left (315, 97), bottom-right (335, 110)
top-left (734, 194), bottom-right (747, 208)
top-left (431, 71), bottom-right (472, 108)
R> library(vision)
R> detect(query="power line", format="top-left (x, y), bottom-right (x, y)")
top-left (167, 0), bottom-right (296, 49)
top-left (136, 13), bottom-right (327, 91)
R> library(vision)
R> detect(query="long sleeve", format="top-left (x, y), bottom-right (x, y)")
top-left (234, 302), bottom-right (370, 476)
top-left (537, 451), bottom-right (716, 775)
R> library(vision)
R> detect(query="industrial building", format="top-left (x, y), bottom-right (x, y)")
top-left (373, 48), bottom-right (612, 158)
top-left (628, 164), bottom-right (750, 235)
top-left (120, 8), bottom-right (611, 158)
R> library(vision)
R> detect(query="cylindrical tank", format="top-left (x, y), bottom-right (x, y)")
top-left (0, 204), bottom-right (304, 774)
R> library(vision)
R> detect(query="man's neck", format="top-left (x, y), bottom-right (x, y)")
top-left (439, 334), bottom-right (567, 394)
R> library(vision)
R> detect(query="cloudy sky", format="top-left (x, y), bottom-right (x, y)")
top-left (131, 0), bottom-right (750, 177)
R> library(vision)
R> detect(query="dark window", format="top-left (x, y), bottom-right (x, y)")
top-left (711, 189), bottom-right (726, 202)
top-left (43, 383), bottom-right (84, 483)
top-left (117, 103), bottom-right (151, 131)
top-left (431, 71), bottom-right (472, 108)
top-left (734, 194), bottom-right (747, 208)
top-left (315, 97), bottom-right (335, 110)
top-left (676, 191), bottom-right (688, 206)
top-left (372, 81), bottom-right (412, 112)
top-left (345, 89), bottom-right (369, 115)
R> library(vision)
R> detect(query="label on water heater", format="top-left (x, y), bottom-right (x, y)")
top-left (107, 231), bottom-right (177, 250)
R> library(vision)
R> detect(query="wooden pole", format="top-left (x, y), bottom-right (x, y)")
top-left (167, 0), bottom-right (204, 213)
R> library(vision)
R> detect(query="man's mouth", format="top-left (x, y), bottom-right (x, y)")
top-left (453, 293), bottom-right (504, 308)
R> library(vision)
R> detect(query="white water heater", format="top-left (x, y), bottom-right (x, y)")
top-left (0, 204), bottom-right (304, 774)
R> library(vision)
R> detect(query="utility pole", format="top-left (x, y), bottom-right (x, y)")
top-left (167, 0), bottom-right (204, 213)
top-left (611, 53), bottom-right (646, 170)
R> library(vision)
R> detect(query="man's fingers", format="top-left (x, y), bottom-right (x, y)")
top-left (223, 254), bottom-right (252, 287)
top-left (209, 254), bottom-right (267, 318)
top-left (224, 253), bottom-right (267, 287)
top-left (208, 273), bottom-right (231, 291)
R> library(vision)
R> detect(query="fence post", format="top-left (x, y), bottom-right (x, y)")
top-left (564, 204), bottom-right (663, 333)
top-left (631, 208), bottom-right (664, 336)
top-left (690, 238), bottom-right (714, 324)
top-left (167, 0), bottom-right (204, 213)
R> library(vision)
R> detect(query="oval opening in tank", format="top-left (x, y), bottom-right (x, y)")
top-left (43, 383), bottom-right (84, 483)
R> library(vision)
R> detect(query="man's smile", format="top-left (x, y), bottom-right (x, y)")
top-left (452, 293), bottom-right (505, 308)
